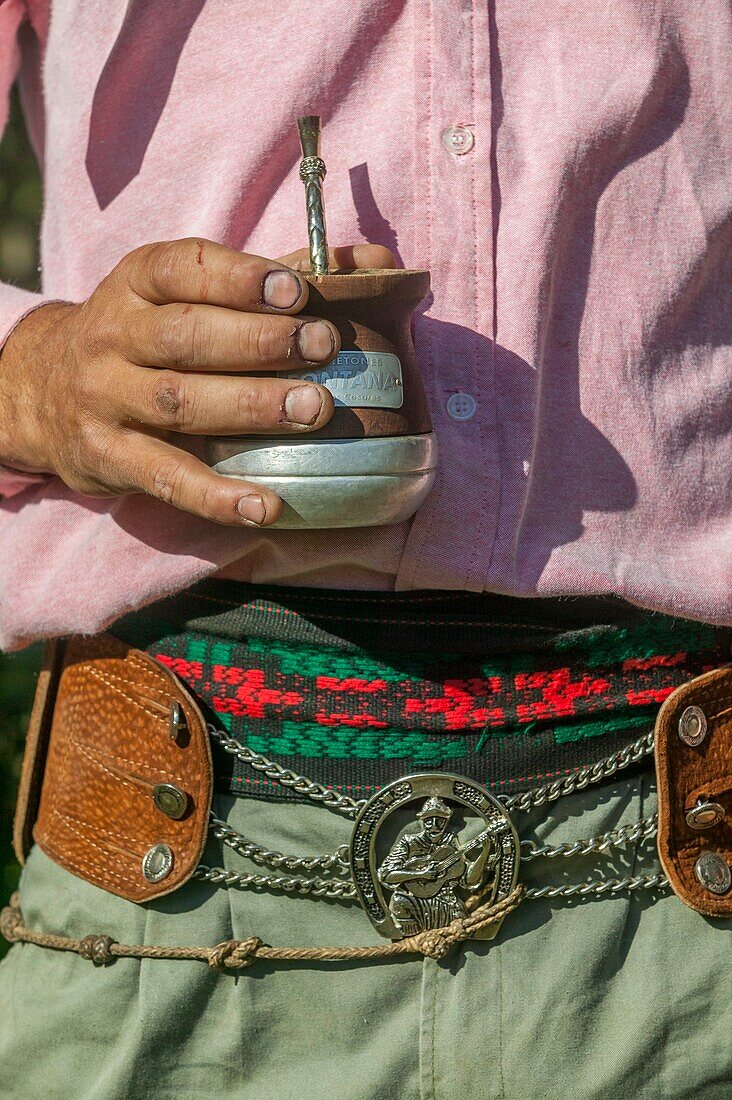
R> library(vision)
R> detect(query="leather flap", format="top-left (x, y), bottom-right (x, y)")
top-left (32, 635), bottom-right (212, 903)
top-left (655, 666), bottom-right (732, 918)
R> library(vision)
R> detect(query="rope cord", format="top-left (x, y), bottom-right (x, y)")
top-left (0, 887), bottom-right (524, 969)
top-left (1, 876), bottom-right (671, 971)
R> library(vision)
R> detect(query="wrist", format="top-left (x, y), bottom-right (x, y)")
top-left (0, 301), bottom-right (76, 474)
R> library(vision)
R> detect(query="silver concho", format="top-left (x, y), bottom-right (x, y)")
top-left (350, 773), bottom-right (520, 941)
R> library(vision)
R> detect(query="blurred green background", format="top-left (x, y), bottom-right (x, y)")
top-left (0, 88), bottom-right (44, 954)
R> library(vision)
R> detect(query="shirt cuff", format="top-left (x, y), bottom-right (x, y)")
top-left (0, 287), bottom-right (64, 498)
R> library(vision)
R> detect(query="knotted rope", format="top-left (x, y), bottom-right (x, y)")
top-left (0, 886), bottom-right (523, 970)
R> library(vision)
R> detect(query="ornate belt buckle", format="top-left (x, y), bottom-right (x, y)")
top-left (350, 773), bottom-right (520, 941)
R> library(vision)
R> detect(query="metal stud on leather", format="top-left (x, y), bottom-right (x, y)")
top-left (655, 667), bottom-right (732, 918)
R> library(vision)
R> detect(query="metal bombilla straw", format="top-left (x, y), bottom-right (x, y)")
top-left (297, 116), bottom-right (330, 275)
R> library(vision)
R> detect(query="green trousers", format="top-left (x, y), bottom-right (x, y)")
top-left (1, 769), bottom-right (730, 1100)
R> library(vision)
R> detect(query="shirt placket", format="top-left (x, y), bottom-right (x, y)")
top-left (397, 0), bottom-right (499, 592)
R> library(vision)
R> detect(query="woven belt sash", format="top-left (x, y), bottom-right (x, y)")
top-left (110, 580), bottom-right (731, 802)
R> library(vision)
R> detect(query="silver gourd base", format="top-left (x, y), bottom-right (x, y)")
top-left (210, 432), bottom-right (438, 529)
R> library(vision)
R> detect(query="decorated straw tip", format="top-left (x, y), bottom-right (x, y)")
top-left (297, 115), bottom-right (321, 159)
top-left (297, 116), bottom-right (329, 275)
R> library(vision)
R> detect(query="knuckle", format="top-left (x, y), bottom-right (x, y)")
top-left (107, 248), bottom-right (139, 285)
top-left (235, 383), bottom-right (268, 427)
top-left (195, 477), bottom-right (238, 523)
top-left (185, 310), bottom-right (211, 365)
top-left (89, 431), bottom-right (121, 482)
top-left (65, 360), bottom-right (95, 407)
top-left (61, 469), bottom-right (114, 497)
top-left (153, 306), bottom-right (205, 368)
top-left (150, 455), bottom-right (225, 520)
top-left (194, 480), bottom-right (226, 521)
top-left (226, 254), bottom-right (257, 293)
top-left (123, 242), bottom-right (157, 268)
top-left (246, 317), bottom-right (283, 365)
top-left (76, 418), bottom-right (106, 461)
top-left (146, 241), bottom-right (183, 298)
top-left (79, 305), bottom-right (118, 358)
top-left (150, 454), bottom-right (187, 505)
top-left (149, 370), bottom-right (192, 428)
top-left (62, 420), bottom-right (116, 491)
top-left (117, 242), bottom-right (162, 290)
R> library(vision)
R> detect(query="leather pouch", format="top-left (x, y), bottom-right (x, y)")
top-left (13, 634), bottom-right (212, 903)
top-left (655, 666), bottom-right (732, 918)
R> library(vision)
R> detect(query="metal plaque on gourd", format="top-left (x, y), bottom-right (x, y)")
top-left (281, 350), bottom-right (404, 409)
top-left (350, 773), bottom-right (520, 941)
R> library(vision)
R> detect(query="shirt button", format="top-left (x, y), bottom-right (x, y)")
top-left (442, 126), bottom-right (474, 156)
top-left (446, 392), bottom-right (477, 421)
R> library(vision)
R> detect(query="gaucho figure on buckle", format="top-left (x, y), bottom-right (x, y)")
top-left (378, 796), bottom-right (498, 935)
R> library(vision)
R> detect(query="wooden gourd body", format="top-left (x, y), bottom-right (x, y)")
top-left (205, 269), bottom-right (437, 529)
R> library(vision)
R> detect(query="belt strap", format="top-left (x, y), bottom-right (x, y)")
top-left (12, 638), bottom-right (64, 864)
top-left (12, 632), bottom-right (732, 916)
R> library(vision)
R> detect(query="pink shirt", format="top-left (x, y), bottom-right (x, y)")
top-left (0, 0), bottom-right (730, 650)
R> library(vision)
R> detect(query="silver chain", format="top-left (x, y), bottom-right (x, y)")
top-left (520, 813), bottom-right (658, 861)
top-left (209, 723), bottom-right (655, 821)
top-left (211, 810), bottom-right (659, 874)
top-left (500, 730), bottom-right (655, 813)
top-left (194, 863), bottom-right (668, 902)
top-left (204, 724), bottom-right (665, 903)
top-left (209, 814), bottom-right (351, 876)
top-left (208, 724), bottom-right (365, 820)
top-left (524, 873), bottom-right (668, 899)
top-left (194, 864), bottom-right (356, 900)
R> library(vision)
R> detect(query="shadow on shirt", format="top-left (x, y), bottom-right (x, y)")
top-left (415, 312), bottom-right (638, 586)
top-left (85, 0), bottom-right (207, 210)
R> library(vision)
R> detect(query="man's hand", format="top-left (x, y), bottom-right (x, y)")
top-left (0, 238), bottom-right (394, 526)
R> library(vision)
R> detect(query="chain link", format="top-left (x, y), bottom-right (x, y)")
top-left (194, 864), bottom-right (356, 900)
top-left (211, 810), bottom-right (659, 873)
top-left (499, 730), bottom-right (655, 813)
top-left (209, 814), bottom-right (351, 876)
top-left (520, 813), bottom-right (658, 861)
top-left (195, 863), bottom-right (669, 903)
top-left (524, 873), bottom-right (668, 899)
top-left (208, 724), bottom-right (366, 820)
top-left (204, 723), bottom-right (664, 904)
top-left (210, 722), bottom-right (654, 821)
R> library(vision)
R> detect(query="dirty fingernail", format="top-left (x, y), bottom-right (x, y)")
top-left (297, 320), bottom-right (336, 362)
top-left (284, 385), bottom-right (323, 426)
top-left (263, 269), bottom-right (302, 309)
top-left (236, 493), bottom-right (266, 526)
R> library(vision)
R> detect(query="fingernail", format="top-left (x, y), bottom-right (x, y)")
top-left (262, 269), bottom-right (302, 309)
top-left (283, 385), bottom-right (323, 426)
top-left (236, 493), bottom-right (266, 526)
top-left (297, 321), bottom-right (336, 363)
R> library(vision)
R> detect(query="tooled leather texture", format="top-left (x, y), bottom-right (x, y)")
top-left (32, 634), bottom-right (212, 903)
top-left (655, 666), bottom-right (732, 918)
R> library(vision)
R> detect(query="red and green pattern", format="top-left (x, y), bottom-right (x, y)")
top-left (145, 612), bottom-right (729, 797)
